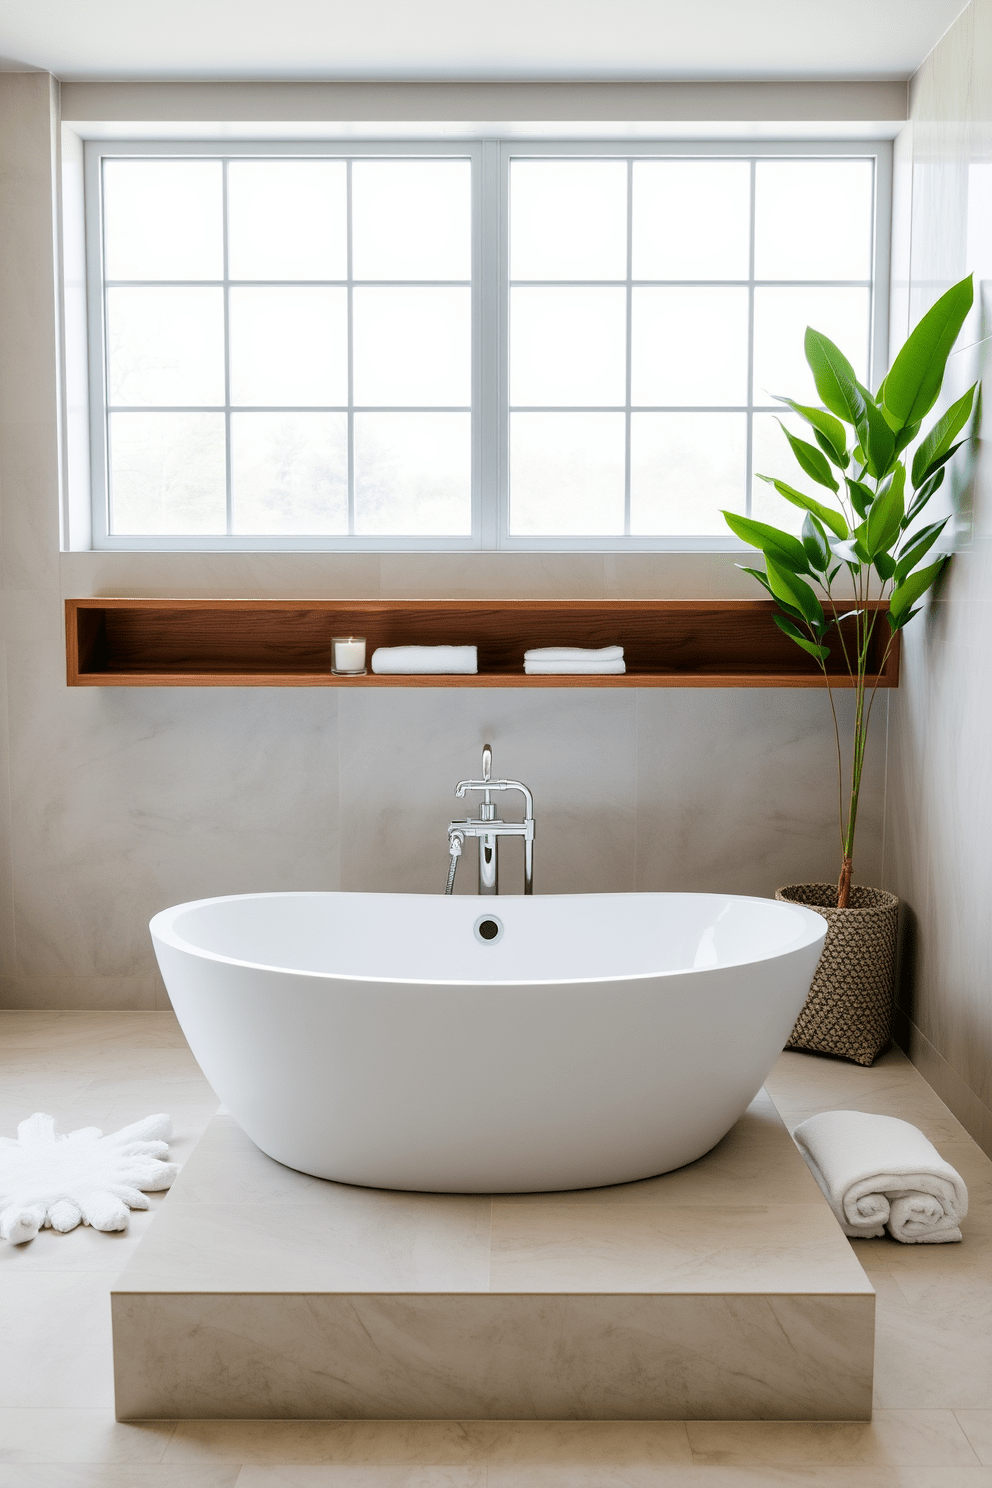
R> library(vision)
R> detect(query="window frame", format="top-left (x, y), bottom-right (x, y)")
top-left (82, 135), bottom-right (891, 553)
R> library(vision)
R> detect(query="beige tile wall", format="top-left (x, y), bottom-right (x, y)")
top-left (886, 0), bottom-right (992, 1154)
top-left (0, 71), bottom-right (887, 1010)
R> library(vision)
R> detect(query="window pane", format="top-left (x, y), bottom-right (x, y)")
top-left (511, 288), bottom-right (626, 407)
top-left (229, 287), bottom-right (348, 406)
top-left (631, 287), bottom-right (749, 406)
top-left (227, 160), bottom-right (347, 281)
top-left (109, 412), bottom-right (226, 534)
top-left (630, 413), bottom-right (746, 535)
top-left (632, 161), bottom-right (751, 280)
top-left (231, 413), bottom-right (348, 534)
top-left (94, 149), bottom-right (878, 548)
top-left (510, 412), bottom-right (625, 536)
top-left (354, 412), bottom-right (471, 534)
top-left (103, 160), bottom-right (222, 281)
top-left (107, 288), bottom-right (225, 407)
top-left (352, 160), bottom-right (471, 280)
top-left (510, 160), bottom-right (627, 281)
top-left (753, 286), bottom-right (870, 406)
top-left (755, 160), bottom-right (873, 280)
top-left (353, 288), bottom-right (470, 406)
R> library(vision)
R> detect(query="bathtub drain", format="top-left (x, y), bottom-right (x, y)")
top-left (474, 915), bottom-right (504, 944)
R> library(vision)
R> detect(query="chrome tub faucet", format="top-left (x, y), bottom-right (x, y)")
top-left (446, 744), bottom-right (535, 896)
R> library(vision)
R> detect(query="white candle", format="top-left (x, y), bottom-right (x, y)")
top-left (332, 636), bottom-right (366, 673)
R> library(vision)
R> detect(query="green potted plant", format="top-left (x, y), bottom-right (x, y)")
top-left (724, 274), bottom-right (978, 1064)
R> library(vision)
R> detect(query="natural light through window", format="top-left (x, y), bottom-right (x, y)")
top-left (88, 144), bottom-right (881, 550)
top-left (101, 154), bottom-right (472, 539)
top-left (508, 156), bottom-right (874, 538)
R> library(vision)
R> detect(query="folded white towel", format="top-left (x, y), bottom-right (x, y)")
top-left (524, 659), bottom-right (626, 674)
top-left (793, 1110), bottom-right (968, 1243)
top-left (371, 646), bottom-right (478, 675)
top-left (523, 646), bottom-right (624, 663)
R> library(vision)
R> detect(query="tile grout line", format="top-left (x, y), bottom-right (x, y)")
top-left (952, 1408), bottom-right (988, 1466)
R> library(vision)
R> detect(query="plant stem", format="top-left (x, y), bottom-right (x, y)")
top-left (837, 854), bottom-right (853, 909)
top-left (838, 565), bottom-right (873, 905)
top-left (824, 665), bottom-right (846, 857)
top-left (816, 576), bottom-right (858, 865)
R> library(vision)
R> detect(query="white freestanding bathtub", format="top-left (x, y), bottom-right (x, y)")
top-left (151, 891), bottom-right (826, 1193)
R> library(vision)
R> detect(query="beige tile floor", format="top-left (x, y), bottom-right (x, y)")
top-left (1, 1010), bottom-right (991, 1486)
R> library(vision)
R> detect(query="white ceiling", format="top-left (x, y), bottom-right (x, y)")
top-left (0, 0), bottom-right (969, 83)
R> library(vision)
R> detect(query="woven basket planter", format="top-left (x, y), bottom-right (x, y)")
top-left (775, 883), bottom-right (899, 1067)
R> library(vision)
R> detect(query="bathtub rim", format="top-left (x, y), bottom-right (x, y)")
top-left (150, 889), bottom-right (828, 990)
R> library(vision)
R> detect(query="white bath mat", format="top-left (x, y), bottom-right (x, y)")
top-left (0, 1112), bottom-right (177, 1244)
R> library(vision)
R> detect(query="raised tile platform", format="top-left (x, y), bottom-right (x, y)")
top-left (111, 1092), bottom-right (874, 1421)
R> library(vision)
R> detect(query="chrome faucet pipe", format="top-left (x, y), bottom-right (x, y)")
top-left (454, 776), bottom-right (535, 819)
top-left (448, 744), bottom-right (535, 896)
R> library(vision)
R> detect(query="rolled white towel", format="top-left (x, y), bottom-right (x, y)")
top-left (524, 646), bottom-right (624, 663)
top-left (371, 646), bottom-right (478, 675)
top-left (524, 659), bottom-right (626, 674)
top-left (793, 1110), bottom-right (967, 1243)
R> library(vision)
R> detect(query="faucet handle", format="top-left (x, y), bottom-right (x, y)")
top-left (482, 743), bottom-right (492, 782)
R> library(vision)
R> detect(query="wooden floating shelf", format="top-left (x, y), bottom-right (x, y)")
top-left (65, 598), bottom-right (900, 689)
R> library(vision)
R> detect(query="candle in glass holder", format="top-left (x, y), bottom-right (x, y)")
top-left (331, 636), bottom-right (366, 675)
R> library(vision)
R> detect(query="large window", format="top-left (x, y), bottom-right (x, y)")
top-left (84, 141), bottom-right (888, 550)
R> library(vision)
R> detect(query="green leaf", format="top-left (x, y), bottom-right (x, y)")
top-left (883, 275), bottom-right (974, 427)
top-left (804, 329), bottom-right (867, 426)
top-left (847, 478), bottom-right (873, 519)
top-left (857, 396), bottom-right (897, 478)
top-left (773, 613), bottom-right (829, 661)
top-left (864, 464), bottom-right (905, 557)
top-left (802, 513), bottom-right (831, 572)
top-left (830, 535), bottom-right (867, 566)
top-left (889, 557), bottom-right (947, 628)
top-left (772, 612), bottom-right (804, 641)
top-left (916, 440), bottom-right (965, 485)
top-left (912, 383), bottom-right (977, 485)
top-left (777, 421), bottom-right (840, 491)
top-left (721, 511), bottom-right (810, 572)
top-left (736, 565), bottom-right (808, 625)
top-left (794, 637), bottom-right (830, 661)
top-left (755, 474), bottom-right (848, 539)
top-left (877, 464), bottom-right (904, 500)
top-left (765, 556), bottom-right (826, 629)
top-left (874, 552), bottom-right (896, 581)
top-left (894, 517), bottom-right (949, 582)
top-left (893, 419), bottom-right (922, 456)
top-left (812, 427), bottom-right (850, 468)
top-left (905, 465), bottom-right (946, 524)
top-left (773, 396), bottom-right (849, 466)
top-left (736, 563), bottom-right (774, 598)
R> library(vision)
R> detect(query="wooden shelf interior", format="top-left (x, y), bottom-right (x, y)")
top-left (65, 598), bottom-right (899, 688)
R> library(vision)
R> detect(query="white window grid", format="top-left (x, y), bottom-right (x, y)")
top-left (83, 138), bottom-right (891, 553)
